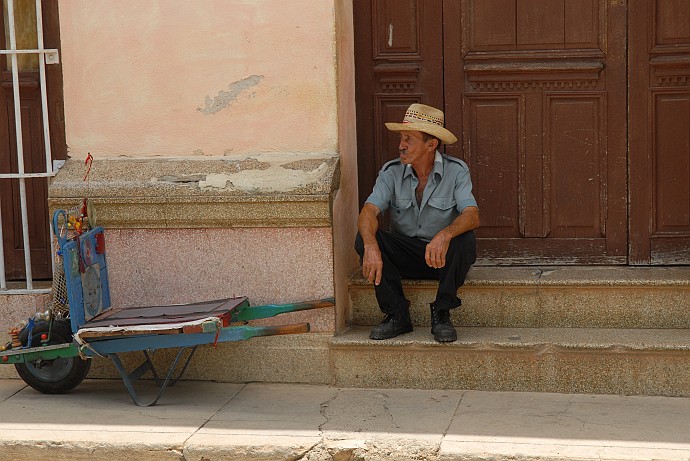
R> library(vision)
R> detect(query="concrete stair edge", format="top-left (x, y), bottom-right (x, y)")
top-left (350, 266), bottom-right (690, 328)
top-left (330, 326), bottom-right (690, 396)
top-left (330, 326), bottom-right (690, 351)
top-left (351, 266), bottom-right (690, 287)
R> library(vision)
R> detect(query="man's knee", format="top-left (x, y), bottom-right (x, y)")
top-left (447, 231), bottom-right (477, 263)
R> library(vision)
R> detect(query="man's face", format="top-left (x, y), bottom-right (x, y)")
top-left (398, 130), bottom-right (433, 165)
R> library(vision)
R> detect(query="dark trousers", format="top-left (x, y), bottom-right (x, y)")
top-left (354, 230), bottom-right (476, 316)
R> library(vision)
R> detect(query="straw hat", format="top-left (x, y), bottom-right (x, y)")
top-left (385, 103), bottom-right (457, 145)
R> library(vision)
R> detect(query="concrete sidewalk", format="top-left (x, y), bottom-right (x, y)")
top-left (0, 379), bottom-right (689, 461)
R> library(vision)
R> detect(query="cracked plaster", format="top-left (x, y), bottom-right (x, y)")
top-left (48, 154), bottom-right (339, 228)
top-left (197, 75), bottom-right (265, 115)
top-left (198, 160), bottom-right (333, 192)
top-left (51, 153), bottom-right (339, 197)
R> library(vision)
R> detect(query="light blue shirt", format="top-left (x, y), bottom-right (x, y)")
top-left (365, 151), bottom-right (477, 241)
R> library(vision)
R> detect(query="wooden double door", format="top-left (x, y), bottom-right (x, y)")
top-left (355, 0), bottom-right (690, 265)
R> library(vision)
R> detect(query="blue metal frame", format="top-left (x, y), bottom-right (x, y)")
top-left (57, 224), bottom-right (112, 333)
top-left (107, 347), bottom-right (197, 406)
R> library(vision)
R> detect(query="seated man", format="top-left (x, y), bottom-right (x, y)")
top-left (355, 103), bottom-right (479, 342)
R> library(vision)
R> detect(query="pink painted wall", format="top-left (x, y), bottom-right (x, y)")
top-left (54, 1), bottom-right (361, 339)
top-left (58, 0), bottom-right (338, 159)
top-left (105, 228), bottom-right (335, 331)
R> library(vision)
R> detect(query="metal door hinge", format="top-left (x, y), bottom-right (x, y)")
top-left (45, 50), bottom-right (60, 64)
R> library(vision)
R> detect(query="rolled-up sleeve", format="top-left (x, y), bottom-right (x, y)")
top-left (454, 168), bottom-right (478, 212)
top-left (365, 168), bottom-right (395, 213)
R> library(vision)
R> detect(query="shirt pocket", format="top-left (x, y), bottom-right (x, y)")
top-left (427, 197), bottom-right (457, 212)
top-left (390, 198), bottom-right (416, 237)
top-left (425, 197), bottom-right (458, 233)
top-left (391, 198), bottom-right (414, 214)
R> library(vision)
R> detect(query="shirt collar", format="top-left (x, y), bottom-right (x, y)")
top-left (403, 150), bottom-right (444, 179)
top-left (433, 150), bottom-right (444, 177)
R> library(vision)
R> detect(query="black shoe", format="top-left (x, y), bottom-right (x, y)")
top-left (430, 303), bottom-right (457, 342)
top-left (369, 312), bottom-right (413, 340)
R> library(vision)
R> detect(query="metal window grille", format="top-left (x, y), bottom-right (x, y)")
top-left (0, 0), bottom-right (60, 293)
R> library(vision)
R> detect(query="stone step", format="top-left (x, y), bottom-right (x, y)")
top-left (329, 326), bottom-right (690, 397)
top-left (350, 266), bottom-right (690, 328)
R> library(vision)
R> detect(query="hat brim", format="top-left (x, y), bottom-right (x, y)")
top-left (385, 122), bottom-right (457, 145)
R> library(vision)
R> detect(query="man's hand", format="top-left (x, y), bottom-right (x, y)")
top-left (362, 243), bottom-right (383, 285)
top-left (425, 230), bottom-right (451, 269)
top-left (426, 207), bottom-right (480, 268)
top-left (358, 203), bottom-right (384, 284)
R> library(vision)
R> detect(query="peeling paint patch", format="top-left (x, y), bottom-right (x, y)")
top-left (282, 159), bottom-right (325, 172)
top-left (197, 75), bottom-right (264, 115)
top-left (199, 173), bottom-right (233, 189)
top-left (143, 153), bottom-right (337, 193)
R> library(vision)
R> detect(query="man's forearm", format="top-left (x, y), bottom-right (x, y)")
top-left (440, 206), bottom-right (480, 239)
top-left (358, 203), bottom-right (384, 284)
top-left (357, 203), bottom-right (381, 245)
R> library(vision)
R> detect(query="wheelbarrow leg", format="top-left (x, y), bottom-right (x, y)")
top-left (127, 350), bottom-right (162, 384)
top-left (107, 346), bottom-right (197, 406)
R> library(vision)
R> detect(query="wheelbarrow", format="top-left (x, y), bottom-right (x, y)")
top-left (1, 209), bottom-right (334, 406)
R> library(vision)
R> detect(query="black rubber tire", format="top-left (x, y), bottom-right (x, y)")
top-left (14, 319), bottom-right (91, 394)
top-left (17, 319), bottom-right (71, 346)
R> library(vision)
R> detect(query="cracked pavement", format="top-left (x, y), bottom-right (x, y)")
top-left (1, 379), bottom-right (689, 460)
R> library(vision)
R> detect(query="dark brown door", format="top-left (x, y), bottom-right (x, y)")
top-left (354, 0), bottom-right (444, 208)
top-left (450, 0), bottom-right (627, 264)
top-left (630, 0), bottom-right (690, 265)
top-left (355, 0), bottom-right (628, 265)
top-left (0, 0), bottom-right (65, 280)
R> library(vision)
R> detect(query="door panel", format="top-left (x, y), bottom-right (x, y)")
top-left (655, 95), bottom-right (690, 233)
top-left (449, 0), bottom-right (627, 264)
top-left (630, 0), bottom-right (690, 264)
top-left (546, 94), bottom-right (605, 239)
top-left (465, 0), bottom-right (600, 52)
top-left (466, 96), bottom-right (523, 238)
top-left (355, 0), bottom-right (444, 208)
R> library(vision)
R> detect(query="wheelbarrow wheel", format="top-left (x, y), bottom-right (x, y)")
top-left (15, 319), bottom-right (91, 394)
